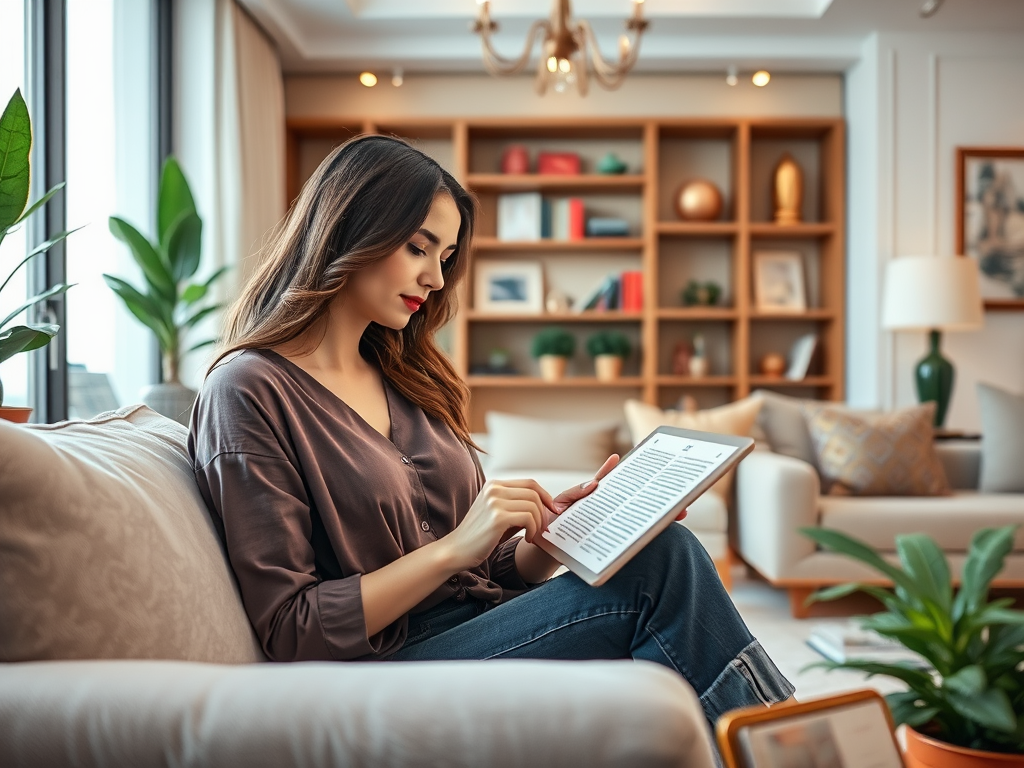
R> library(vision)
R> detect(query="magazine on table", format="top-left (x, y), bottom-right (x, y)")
top-left (536, 426), bottom-right (755, 586)
top-left (807, 622), bottom-right (930, 668)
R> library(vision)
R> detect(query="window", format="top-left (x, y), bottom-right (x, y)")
top-left (0, 0), bottom-right (29, 408)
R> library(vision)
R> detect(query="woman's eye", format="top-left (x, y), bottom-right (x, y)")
top-left (407, 243), bottom-right (427, 257)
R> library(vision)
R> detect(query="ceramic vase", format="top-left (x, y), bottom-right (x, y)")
top-left (501, 145), bottom-right (529, 174)
top-left (140, 382), bottom-right (198, 427)
top-left (594, 355), bottom-right (623, 381)
top-left (903, 726), bottom-right (1024, 768)
top-left (773, 153), bottom-right (803, 224)
top-left (538, 355), bottom-right (568, 382)
top-left (688, 355), bottom-right (708, 379)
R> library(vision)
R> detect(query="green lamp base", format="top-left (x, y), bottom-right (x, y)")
top-left (916, 329), bottom-right (954, 428)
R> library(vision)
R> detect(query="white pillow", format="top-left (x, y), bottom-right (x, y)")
top-left (485, 411), bottom-right (619, 473)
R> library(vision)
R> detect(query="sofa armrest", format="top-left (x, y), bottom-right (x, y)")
top-left (735, 451), bottom-right (820, 581)
top-left (934, 440), bottom-right (981, 490)
top-left (0, 660), bottom-right (715, 768)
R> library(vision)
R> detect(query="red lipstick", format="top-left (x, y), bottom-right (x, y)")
top-left (402, 295), bottom-right (425, 312)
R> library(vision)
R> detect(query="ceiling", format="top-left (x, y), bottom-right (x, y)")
top-left (238, 0), bottom-right (1024, 76)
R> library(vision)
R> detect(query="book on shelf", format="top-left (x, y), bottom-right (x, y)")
top-left (806, 622), bottom-right (930, 668)
top-left (585, 217), bottom-right (630, 237)
top-left (620, 270), bottom-right (643, 311)
top-left (572, 270), bottom-right (643, 313)
top-left (497, 192), bottom-right (543, 241)
top-left (785, 333), bottom-right (818, 380)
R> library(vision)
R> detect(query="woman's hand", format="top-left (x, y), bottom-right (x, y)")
top-left (444, 479), bottom-right (555, 571)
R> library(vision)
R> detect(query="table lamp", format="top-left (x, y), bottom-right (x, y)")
top-left (881, 255), bottom-right (984, 427)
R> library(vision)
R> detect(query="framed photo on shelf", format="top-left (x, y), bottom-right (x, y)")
top-left (753, 251), bottom-right (807, 313)
top-left (956, 147), bottom-right (1024, 310)
top-left (474, 260), bottom-right (544, 314)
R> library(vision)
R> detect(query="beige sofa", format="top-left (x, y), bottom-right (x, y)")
top-left (0, 405), bottom-right (716, 768)
top-left (734, 394), bottom-right (1024, 618)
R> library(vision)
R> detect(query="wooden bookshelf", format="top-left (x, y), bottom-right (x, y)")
top-left (286, 117), bottom-right (846, 429)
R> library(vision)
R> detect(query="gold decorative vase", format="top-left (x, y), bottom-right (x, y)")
top-left (773, 153), bottom-right (803, 225)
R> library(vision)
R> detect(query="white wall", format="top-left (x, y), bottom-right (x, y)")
top-left (846, 32), bottom-right (1024, 430)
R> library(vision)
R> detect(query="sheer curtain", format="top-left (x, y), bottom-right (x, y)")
top-left (174, 0), bottom-right (285, 389)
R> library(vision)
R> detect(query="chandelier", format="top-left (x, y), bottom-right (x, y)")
top-left (472, 0), bottom-right (649, 96)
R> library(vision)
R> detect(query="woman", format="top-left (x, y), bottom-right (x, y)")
top-left (188, 135), bottom-right (794, 731)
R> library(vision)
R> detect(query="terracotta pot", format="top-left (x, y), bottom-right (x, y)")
top-left (594, 354), bottom-right (623, 381)
top-left (904, 726), bottom-right (1024, 768)
top-left (537, 355), bottom-right (568, 382)
top-left (0, 406), bottom-right (32, 423)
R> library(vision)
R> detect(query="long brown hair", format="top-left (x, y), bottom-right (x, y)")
top-left (213, 134), bottom-right (477, 443)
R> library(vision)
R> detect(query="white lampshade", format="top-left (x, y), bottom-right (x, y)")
top-left (881, 255), bottom-right (984, 331)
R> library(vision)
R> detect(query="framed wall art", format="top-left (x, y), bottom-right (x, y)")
top-left (752, 251), bottom-right (807, 314)
top-left (956, 147), bottom-right (1024, 310)
top-left (473, 260), bottom-right (544, 314)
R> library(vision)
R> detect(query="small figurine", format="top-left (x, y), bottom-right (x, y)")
top-left (671, 340), bottom-right (693, 376)
top-left (688, 334), bottom-right (709, 378)
top-left (596, 152), bottom-right (628, 175)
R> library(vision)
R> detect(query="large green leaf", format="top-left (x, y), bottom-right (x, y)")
top-left (13, 182), bottom-right (64, 226)
top-left (165, 210), bottom-right (202, 282)
top-left (953, 526), bottom-right (1018, 621)
top-left (182, 303), bottom-right (223, 330)
top-left (801, 527), bottom-right (917, 595)
top-left (896, 533), bottom-right (952, 614)
top-left (945, 685), bottom-right (1017, 733)
top-left (109, 217), bottom-right (176, 302)
top-left (102, 274), bottom-right (175, 352)
top-left (157, 157), bottom-right (196, 248)
top-left (0, 90), bottom-right (31, 231)
top-left (0, 228), bottom-right (75, 296)
top-left (809, 582), bottom-right (908, 614)
top-left (0, 323), bottom-right (59, 364)
top-left (886, 691), bottom-right (941, 728)
top-left (807, 658), bottom-right (939, 691)
top-left (0, 282), bottom-right (73, 330)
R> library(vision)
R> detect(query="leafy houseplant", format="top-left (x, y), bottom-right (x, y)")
top-left (802, 525), bottom-right (1024, 763)
top-left (531, 326), bottom-right (575, 382)
top-left (104, 157), bottom-right (227, 425)
top-left (586, 331), bottom-right (631, 381)
top-left (0, 89), bottom-right (74, 418)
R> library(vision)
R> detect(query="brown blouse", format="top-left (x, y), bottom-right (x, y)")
top-left (187, 349), bottom-right (526, 662)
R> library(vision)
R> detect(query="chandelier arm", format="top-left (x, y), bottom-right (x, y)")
top-left (577, 19), bottom-right (642, 89)
top-left (534, 51), bottom-right (550, 95)
top-left (479, 19), bottom-right (551, 76)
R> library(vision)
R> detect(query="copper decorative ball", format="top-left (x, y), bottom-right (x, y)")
top-left (759, 353), bottom-right (787, 378)
top-left (675, 179), bottom-right (723, 222)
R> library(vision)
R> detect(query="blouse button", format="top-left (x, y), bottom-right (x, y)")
top-left (420, 520), bottom-right (430, 532)
top-left (401, 456), bottom-right (411, 465)
top-left (448, 575), bottom-right (459, 585)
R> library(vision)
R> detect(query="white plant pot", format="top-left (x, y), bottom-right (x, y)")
top-left (140, 382), bottom-right (198, 427)
top-left (594, 355), bottom-right (624, 381)
top-left (538, 355), bottom-right (568, 382)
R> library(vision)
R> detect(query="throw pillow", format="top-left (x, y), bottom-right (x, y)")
top-left (0, 405), bottom-right (265, 663)
top-left (805, 402), bottom-right (950, 496)
top-left (485, 411), bottom-right (619, 473)
top-left (976, 382), bottom-right (1024, 493)
top-left (623, 397), bottom-right (763, 498)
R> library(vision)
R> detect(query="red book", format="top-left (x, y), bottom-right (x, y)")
top-left (621, 271), bottom-right (644, 311)
top-left (568, 198), bottom-right (585, 240)
top-left (537, 152), bottom-right (581, 175)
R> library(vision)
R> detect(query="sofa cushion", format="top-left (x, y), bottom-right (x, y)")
top-left (484, 411), bottom-right (619, 473)
top-left (819, 492), bottom-right (1024, 552)
top-left (805, 403), bottom-right (950, 496)
top-left (0, 405), bottom-right (264, 663)
top-left (624, 397), bottom-right (762, 499)
top-left (977, 383), bottom-right (1024, 493)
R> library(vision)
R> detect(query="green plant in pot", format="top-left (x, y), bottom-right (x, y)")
top-left (802, 525), bottom-right (1024, 766)
top-left (104, 157), bottom-right (228, 426)
top-left (0, 89), bottom-right (74, 422)
top-left (586, 330), bottom-right (631, 381)
top-left (531, 326), bottom-right (575, 382)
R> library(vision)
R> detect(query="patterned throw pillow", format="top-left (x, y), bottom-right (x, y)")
top-left (804, 402), bottom-right (950, 496)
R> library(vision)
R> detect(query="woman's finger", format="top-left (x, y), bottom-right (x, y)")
top-left (493, 478), bottom-right (556, 512)
top-left (552, 453), bottom-right (621, 513)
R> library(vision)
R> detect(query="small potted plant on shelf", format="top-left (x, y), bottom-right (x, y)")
top-left (531, 326), bottom-right (575, 382)
top-left (586, 330), bottom-right (631, 381)
top-left (103, 157), bottom-right (228, 426)
top-left (0, 89), bottom-right (74, 423)
top-left (801, 525), bottom-right (1024, 767)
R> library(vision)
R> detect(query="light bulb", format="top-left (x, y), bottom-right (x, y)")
top-left (726, 66), bottom-right (738, 87)
top-left (752, 70), bottom-right (770, 87)
top-left (392, 68), bottom-right (404, 87)
top-left (547, 56), bottom-right (558, 73)
top-left (558, 58), bottom-right (571, 74)
top-left (359, 72), bottom-right (378, 87)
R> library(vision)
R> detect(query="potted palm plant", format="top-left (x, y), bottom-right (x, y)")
top-left (586, 330), bottom-right (631, 381)
top-left (0, 89), bottom-right (74, 423)
top-left (104, 157), bottom-right (227, 426)
top-left (531, 326), bottom-right (575, 382)
top-left (802, 525), bottom-right (1024, 767)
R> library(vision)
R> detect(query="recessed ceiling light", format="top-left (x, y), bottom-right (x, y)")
top-left (359, 72), bottom-right (378, 87)
top-left (726, 65), bottom-right (738, 87)
top-left (752, 70), bottom-right (771, 87)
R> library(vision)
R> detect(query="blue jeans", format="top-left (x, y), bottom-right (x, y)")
top-left (385, 524), bottom-right (794, 727)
